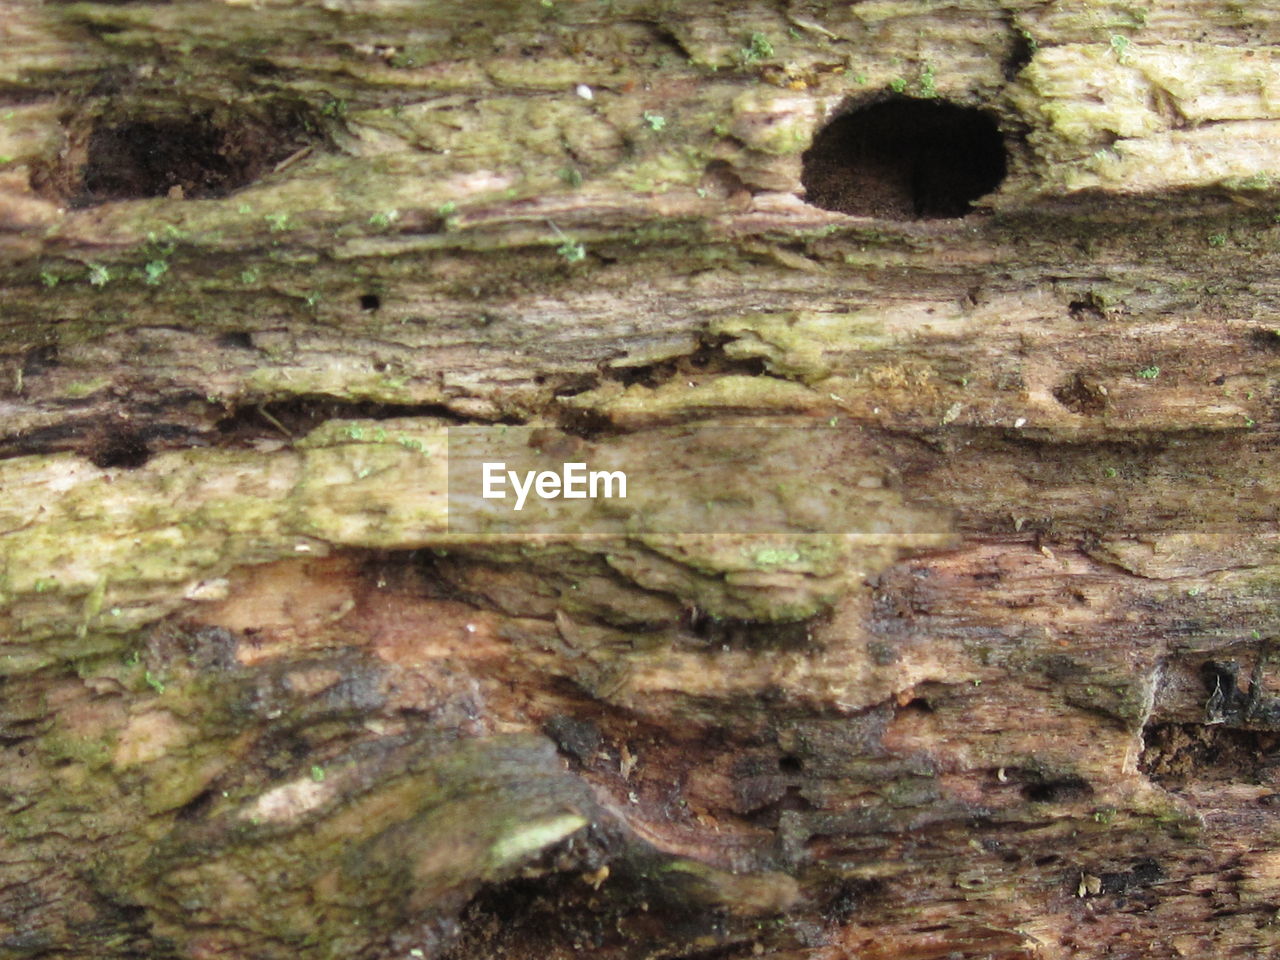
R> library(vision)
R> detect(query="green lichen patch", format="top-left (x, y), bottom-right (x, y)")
top-left (710, 311), bottom-right (891, 382)
top-left (563, 375), bottom-right (826, 427)
top-left (1014, 42), bottom-right (1280, 195)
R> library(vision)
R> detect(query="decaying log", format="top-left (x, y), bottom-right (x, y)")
top-left (3, 1), bottom-right (1280, 958)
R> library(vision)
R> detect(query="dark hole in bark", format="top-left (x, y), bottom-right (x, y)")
top-left (1249, 327), bottom-right (1280, 351)
top-left (71, 107), bottom-right (311, 207)
top-left (173, 788), bottom-right (218, 822)
top-left (1052, 373), bottom-right (1107, 416)
top-left (1021, 776), bottom-right (1093, 803)
top-left (22, 343), bottom-right (59, 378)
top-left (685, 616), bottom-right (813, 652)
top-left (91, 430), bottom-right (151, 469)
top-left (359, 293), bottom-right (381, 311)
top-left (801, 99), bottom-right (1007, 219)
top-left (1068, 297), bottom-right (1107, 321)
top-left (448, 848), bottom-right (727, 959)
top-left (1004, 29), bottom-right (1036, 80)
top-left (607, 359), bottom-right (679, 388)
top-left (216, 331), bottom-right (255, 350)
top-left (778, 754), bottom-right (803, 773)
top-left (556, 406), bottom-right (619, 441)
top-left (1099, 858), bottom-right (1163, 895)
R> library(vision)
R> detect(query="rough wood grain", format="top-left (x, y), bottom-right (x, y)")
top-left (2, 1), bottom-right (1280, 958)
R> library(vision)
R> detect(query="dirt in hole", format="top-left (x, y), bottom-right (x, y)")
top-left (1052, 373), bottom-right (1107, 416)
top-left (801, 98), bottom-right (1007, 220)
top-left (1068, 297), bottom-right (1108, 322)
top-left (90, 428), bottom-right (152, 469)
top-left (1140, 722), bottom-right (1280, 785)
top-left (45, 102), bottom-right (318, 207)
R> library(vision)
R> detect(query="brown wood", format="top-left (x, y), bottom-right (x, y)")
top-left (3, 1), bottom-right (1280, 957)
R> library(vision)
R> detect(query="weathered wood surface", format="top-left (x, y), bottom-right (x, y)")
top-left (3, 1), bottom-right (1280, 958)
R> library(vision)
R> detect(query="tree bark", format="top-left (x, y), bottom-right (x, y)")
top-left (3, 1), bottom-right (1280, 958)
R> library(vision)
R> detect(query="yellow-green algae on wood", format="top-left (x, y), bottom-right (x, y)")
top-left (0, 415), bottom-right (955, 663)
top-left (710, 311), bottom-right (893, 382)
top-left (0, 422), bottom-right (447, 658)
top-left (1013, 43), bottom-right (1280, 194)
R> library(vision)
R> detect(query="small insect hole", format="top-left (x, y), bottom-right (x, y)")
top-left (1068, 298), bottom-right (1106, 322)
top-left (91, 430), bottom-right (151, 469)
top-left (1021, 776), bottom-right (1093, 803)
top-left (1052, 374), bottom-right (1107, 416)
top-left (216, 331), bottom-right (255, 350)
